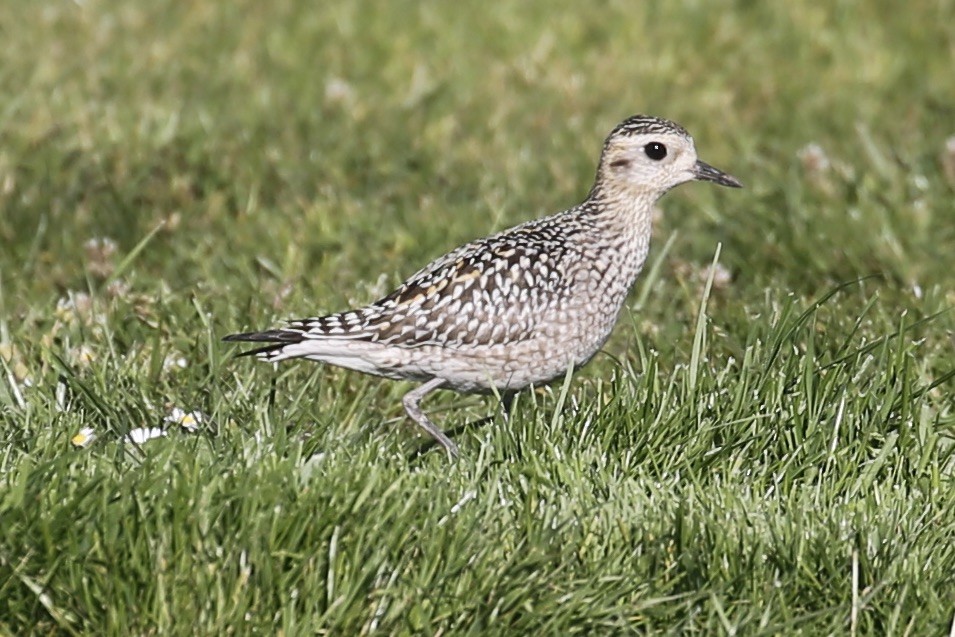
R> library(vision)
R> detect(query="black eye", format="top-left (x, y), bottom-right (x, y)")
top-left (644, 142), bottom-right (667, 160)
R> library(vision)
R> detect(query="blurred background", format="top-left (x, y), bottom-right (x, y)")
top-left (2, 0), bottom-right (952, 305)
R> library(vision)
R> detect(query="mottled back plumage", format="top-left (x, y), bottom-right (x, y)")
top-left (225, 114), bottom-right (742, 457)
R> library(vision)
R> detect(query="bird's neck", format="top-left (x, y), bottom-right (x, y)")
top-left (561, 181), bottom-right (658, 341)
top-left (582, 181), bottom-right (657, 240)
top-left (572, 181), bottom-right (658, 306)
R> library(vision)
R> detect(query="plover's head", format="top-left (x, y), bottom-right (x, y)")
top-left (597, 114), bottom-right (741, 199)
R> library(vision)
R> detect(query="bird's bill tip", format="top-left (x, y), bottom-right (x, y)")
top-left (693, 159), bottom-right (742, 188)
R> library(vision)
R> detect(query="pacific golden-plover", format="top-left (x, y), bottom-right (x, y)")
top-left (225, 114), bottom-right (741, 457)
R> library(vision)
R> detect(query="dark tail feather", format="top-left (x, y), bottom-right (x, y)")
top-left (222, 330), bottom-right (306, 358)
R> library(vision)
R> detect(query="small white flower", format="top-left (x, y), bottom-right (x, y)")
top-left (69, 344), bottom-right (97, 368)
top-left (165, 407), bottom-right (203, 432)
top-left (55, 292), bottom-right (93, 324)
top-left (83, 236), bottom-right (117, 256)
top-left (83, 237), bottom-right (118, 278)
top-left (126, 427), bottom-right (167, 444)
top-left (797, 142), bottom-right (831, 174)
top-left (71, 427), bottom-right (96, 448)
top-left (324, 77), bottom-right (355, 106)
top-left (701, 262), bottom-right (733, 290)
top-left (106, 279), bottom-right (130, 299)
top-left (162, 353), bottom-right (189, 371)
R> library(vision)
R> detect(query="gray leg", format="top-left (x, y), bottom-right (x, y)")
top-left (402, 377), bottom-right (459, 459)
top-left (501, 393), bottom-right (515, 419)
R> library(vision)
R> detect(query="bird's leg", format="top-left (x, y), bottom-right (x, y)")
top-left (500, 393), bottom-right (515, 420)
top-left (402, 377), bottom-right (458, 459)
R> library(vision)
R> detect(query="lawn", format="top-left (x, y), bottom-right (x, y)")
top-left (1, 0), bottom-right (954, 634)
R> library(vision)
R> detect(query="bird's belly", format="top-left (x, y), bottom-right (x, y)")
top-left (397, 319), bottom-right (617, 393)
top-left (396, 342), bottom-right (570, 393)
top-left (319, 288), bottom-right (629, 393)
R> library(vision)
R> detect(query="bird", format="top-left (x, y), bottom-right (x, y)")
top-left (224, 114), bottom-right (741, 458)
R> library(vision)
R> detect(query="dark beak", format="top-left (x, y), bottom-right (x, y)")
top-left (693, 160), bottom-right (742, 188)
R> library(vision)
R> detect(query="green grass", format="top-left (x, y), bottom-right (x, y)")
top-left (2, 0), bottom-right (954, 633)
